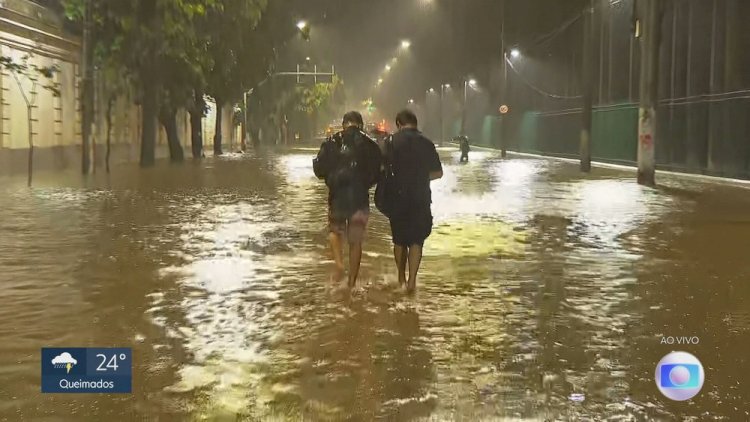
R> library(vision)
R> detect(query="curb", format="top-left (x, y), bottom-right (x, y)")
top-left (446, 143), bottom-right (750, 190)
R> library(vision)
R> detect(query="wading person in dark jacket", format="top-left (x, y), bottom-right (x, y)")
top-left (387, 109), bottom-right (443, 293)
top-left (459, 136), bottom-right (470, 162)
top-left (313, 111), bottom-right (381, 287)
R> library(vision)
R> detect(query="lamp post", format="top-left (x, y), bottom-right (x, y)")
top-left (461, 79), bottom-right (476, 136)
top-left (440, 84), bottom-right (450, 145)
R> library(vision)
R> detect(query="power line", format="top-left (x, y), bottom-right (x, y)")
top-left (505, 55), bottom-right (582, 100)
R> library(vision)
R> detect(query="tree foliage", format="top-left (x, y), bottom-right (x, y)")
top-left (62, 0), bottom-right (281, 160)
top-left (296, 76), bottom-right (345, 115)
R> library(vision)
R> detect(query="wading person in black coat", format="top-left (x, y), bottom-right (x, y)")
top-left (387, 110), bottom-right (443, 293)
top-left (313, 111), bottom-right (381, 287)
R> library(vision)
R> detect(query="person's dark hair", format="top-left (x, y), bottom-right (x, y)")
top-left (342, 111), bottom-right (364, 128)
top-left (395, 109), bottom-right (418, 127)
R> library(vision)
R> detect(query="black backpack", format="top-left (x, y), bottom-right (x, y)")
top-left (375, 136), bottom-right (398, 218)
top-left (313, 135), bottom-right (341, 180)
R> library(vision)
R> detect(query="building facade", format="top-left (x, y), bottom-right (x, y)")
top-left (0, 0), bottom-right (237, 176)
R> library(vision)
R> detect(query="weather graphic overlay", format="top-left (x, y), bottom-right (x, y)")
top-left (655, 351), bottom-right (705, 401)
top-left (51, 352), bottom-right (77, 373)
top-left (41, 348), bottom-right (132, 393)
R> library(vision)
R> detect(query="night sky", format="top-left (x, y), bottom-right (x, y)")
top-left (281, 0), bottom-right (588, 120)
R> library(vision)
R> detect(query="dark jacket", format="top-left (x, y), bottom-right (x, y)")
top-left (313, 126), bottom-right (382, 211)
top-left (391, 128), bottom-right (442, 208)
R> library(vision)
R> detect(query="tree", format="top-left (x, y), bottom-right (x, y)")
top-left (0, 55), bottom-right (59, 186)
top-left (65, 0), bottom-right (216, 166)
top-left (203, 0), bottom-right (269, 156)
top-left (296, 76), bottom-right (346, 134)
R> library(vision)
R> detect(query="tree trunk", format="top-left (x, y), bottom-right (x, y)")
top-left (140, 85), bottom-right (158, 167)
top-left (81, 0), bottom-right (93, 175)
top-left (106, 96), bottom-right (114, 173)
top-left (27, 105), bottom-right (33, 186)
top-left (160, 108), bottom-right (184, 162)
top-left (213, 100), bottom-right (223, 156)
top-left (190, 91), bottom-right (204, 158)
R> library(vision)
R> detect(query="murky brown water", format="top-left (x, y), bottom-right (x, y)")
top-left (1, 147), bottom-right (749, 421)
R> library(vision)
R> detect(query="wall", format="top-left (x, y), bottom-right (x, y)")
top-left (0, 0), bottom-right (239, 176)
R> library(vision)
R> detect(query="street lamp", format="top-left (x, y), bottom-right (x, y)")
top-left (462, 78), bottom-right (478, 136)
top-left (296, 20), bottom-right (307, 30)
top-left (385, 64), bottom-right (391, 71)
top-left (401, 40), bottom-right (411, 49)
top-left (305, 56), bottom-right (311, 61)
top-left (377, 78), bottom-right (384, 85)
top-left (510, 48), bottom-right (521, 59)
top-left (437, 84), bottom-right (452, 145)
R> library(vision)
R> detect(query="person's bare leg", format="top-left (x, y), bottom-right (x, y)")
top-left (406, 244), bottom-right (423, 294)
top-left (393, 245), bottom-right (407, 286)
top-left (348, 241), bottom-right (362, 287)
top-left (329, 231), bottom-right (345, 272)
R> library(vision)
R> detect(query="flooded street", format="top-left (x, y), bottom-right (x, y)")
top-left (1, 146), bottom-right (749, 421)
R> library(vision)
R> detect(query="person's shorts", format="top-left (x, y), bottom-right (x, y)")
top-left (328, 206), bottom-right (370, 244)
top-left (389, 204), bottom-right (433, 247)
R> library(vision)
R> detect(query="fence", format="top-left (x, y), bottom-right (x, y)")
top-left (440, 0), bottom-right (750, 180)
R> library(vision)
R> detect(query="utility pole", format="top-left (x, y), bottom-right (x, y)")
top-left (580, 0), bottom-right (594, 172)
top-left (440, 84), bottom-right (445, 146)
top-left (461, 80), bottom-right (467, 136)
top-left (500, 0), bottom-right (507, 157)
top-left (636, 0), bottom-right (662, 186)
top-left (81, 0), bottom-right (93, 174)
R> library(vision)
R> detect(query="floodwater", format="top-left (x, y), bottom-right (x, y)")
top-left (1, 146), bottom-right (749, 421)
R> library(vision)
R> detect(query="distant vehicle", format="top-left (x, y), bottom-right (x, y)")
top-left (325, 122), bottom-right (343, 137)
top-left (367, 120), bottom-right (389, 141)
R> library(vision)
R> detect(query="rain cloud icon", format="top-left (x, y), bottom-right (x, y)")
top-left (51, 352), bottom-right (77, 373)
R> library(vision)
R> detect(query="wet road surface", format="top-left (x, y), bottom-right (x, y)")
top-left (1, 146), bottom-right (749, 420)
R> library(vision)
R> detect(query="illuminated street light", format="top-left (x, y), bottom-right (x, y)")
top-left (428, 88), bottom-right (435, 93)
top-left (510, 48), bottom-right (521, 58)
top-left (305, 56), bottom-right (311, 61)
top-left (391, 57), bottom-right (398, 64)
top-left (469, 79), bottom-right (477, 86)
top-left (296, 20), bottom-right (307, 30)
top-left (408, 99), bottom-right (415, 104)
top-left (401, 40), bottom-right (411, 49)
top-left (443, 83), bottom-right (450, 89)
top-left (385, 64), bottom-right (391, 71)
top-left (377, 78), bottom-right (384, 85)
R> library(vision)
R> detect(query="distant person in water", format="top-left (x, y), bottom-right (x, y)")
top-left (385, 109), bottom-right (443, 293)
top-left (459, 136), bottom-right (470, 162)
top-left (313, 111), bottom-right (382, 287)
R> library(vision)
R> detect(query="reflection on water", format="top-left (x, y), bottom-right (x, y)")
top-left (1, 147), bottom-right (749, 420)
